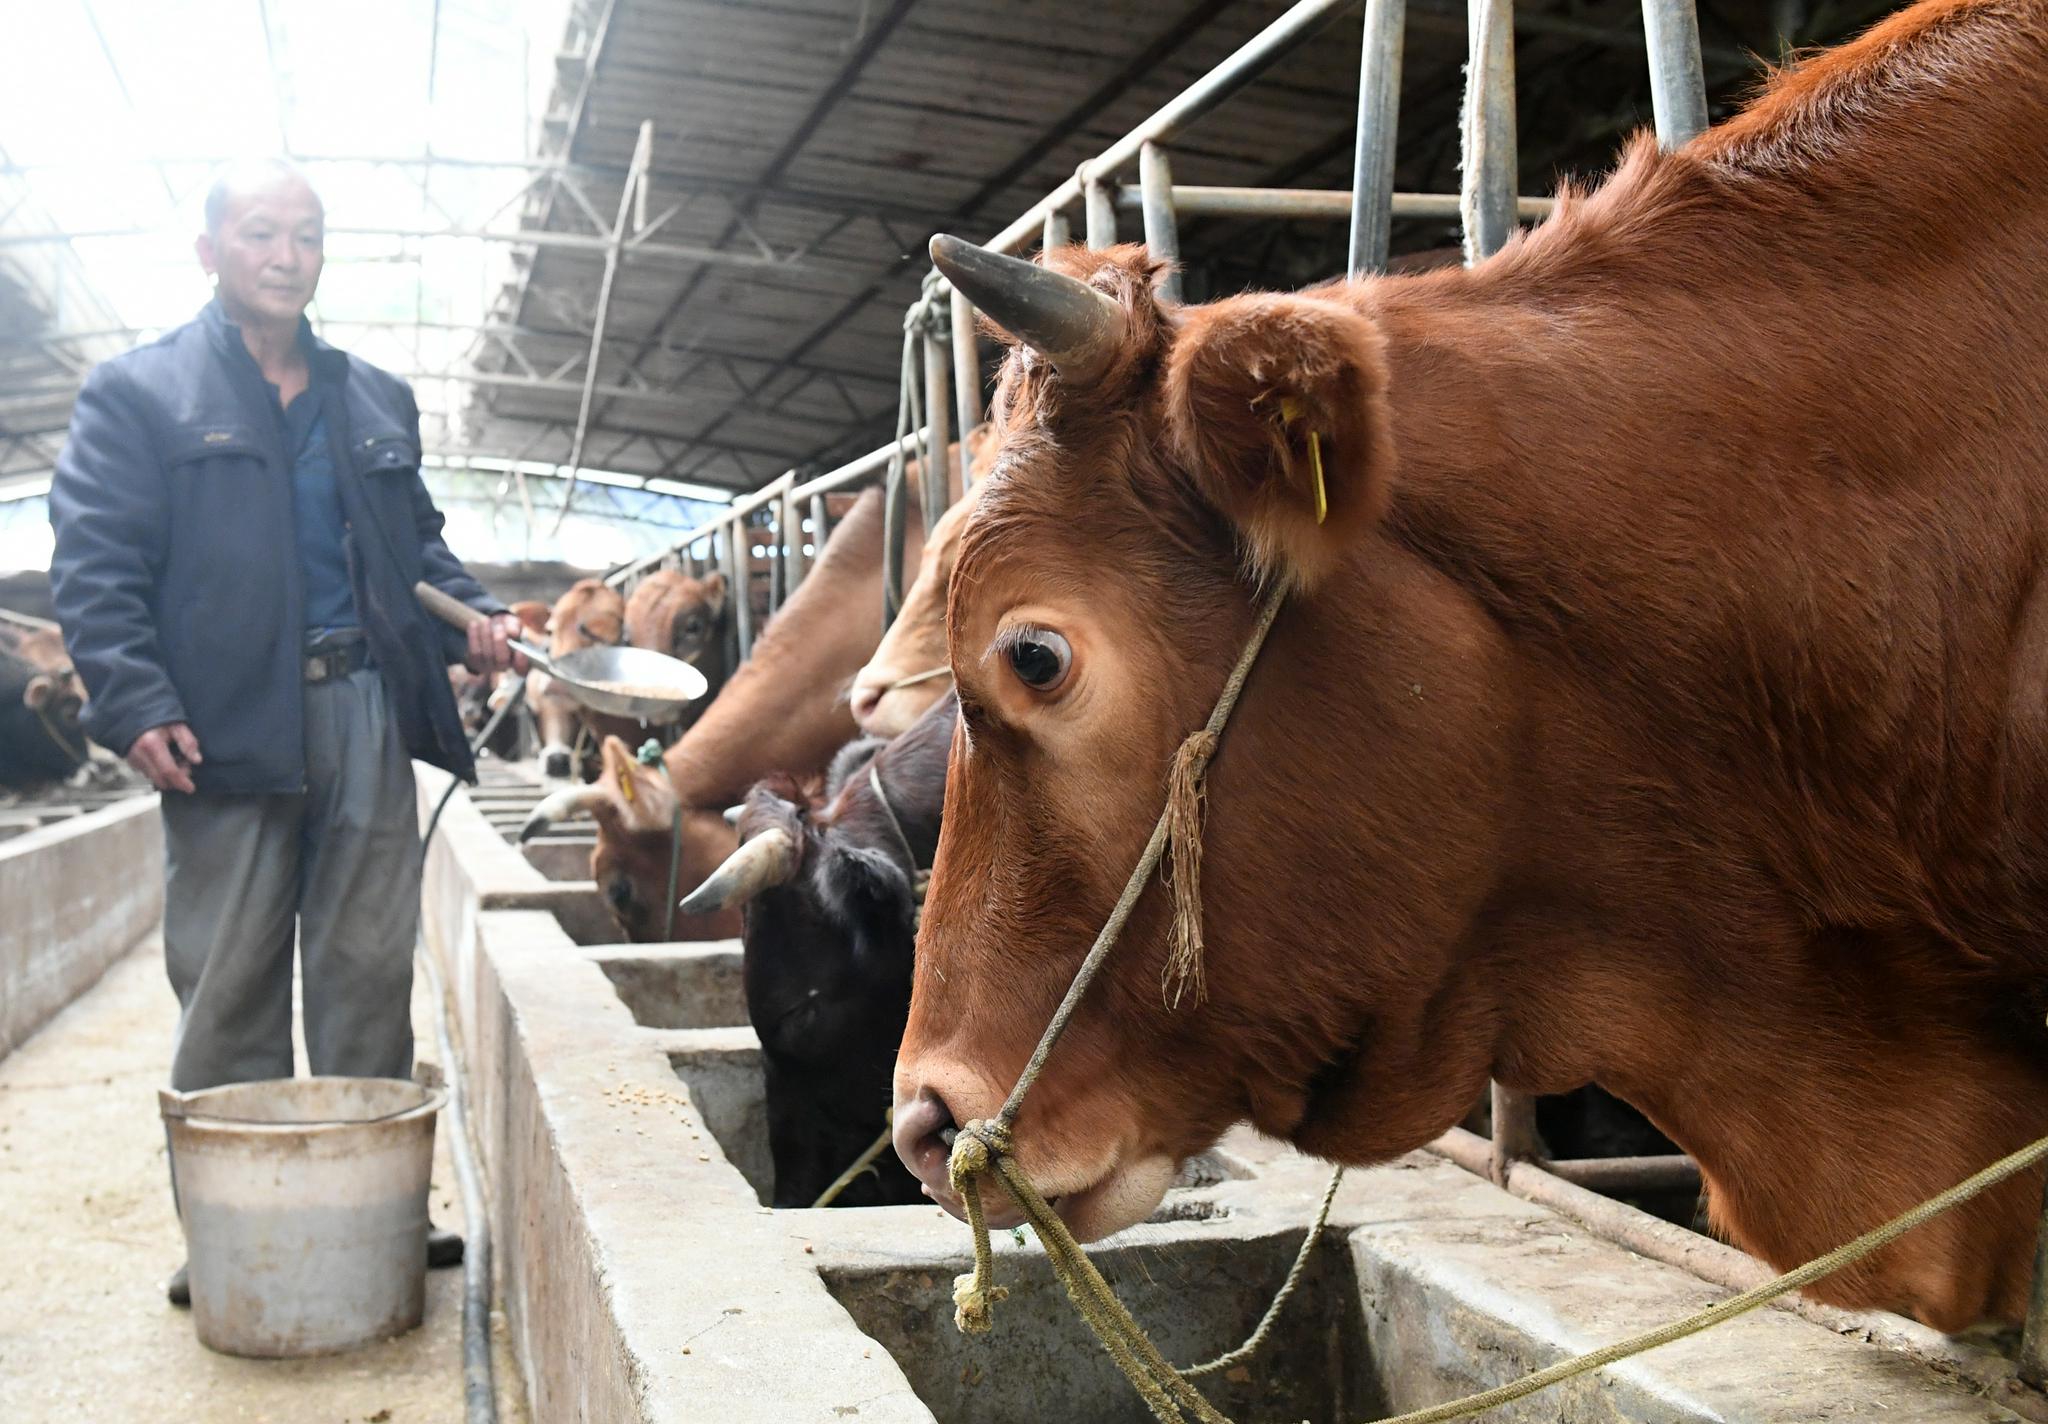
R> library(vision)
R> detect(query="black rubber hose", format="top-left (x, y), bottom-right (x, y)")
top-left (419, 673), bottom-right (527, 1424)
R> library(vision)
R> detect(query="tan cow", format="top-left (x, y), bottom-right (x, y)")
top-left (894, 0), bottom-right (2048, 1332)
top-left (624, 568), bottom-right (730, 734)
top-left (529, 578), bottom-right (632, 781)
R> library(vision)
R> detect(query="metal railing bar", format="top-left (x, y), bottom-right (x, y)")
top-left (1138, 143), bottom-right (1183, 304)
top-left (1349, 0), bottom-right (1407, 275)
top-left (1112, 184), bottom-right (1554, 221)
top-left (1642, 0), bottom-right (1711, 148)
top-left (984, 0), bottom-right (1360, 255)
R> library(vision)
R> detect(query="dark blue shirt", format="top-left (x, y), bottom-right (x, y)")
top-left (279, 390), bottom-right (358, 637)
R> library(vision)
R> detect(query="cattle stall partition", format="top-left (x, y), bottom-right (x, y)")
top-left (596, 0), bottom-right (2048, 1399)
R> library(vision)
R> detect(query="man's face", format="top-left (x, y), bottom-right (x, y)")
top-left (196, 178), bottom-right (324, 325)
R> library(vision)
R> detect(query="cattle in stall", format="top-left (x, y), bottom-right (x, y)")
top-left (0, 623), bottom-right (90, 788)
top-left (849, 498), bottom-right (967, 738)
top-left (624, 568), bottom-right (731, 735)
top-left (530, 578), bottom-right (637, 781)
top-left (678, 694), bottom-right (956, 1206)
top-left (892, 1), bottom-right (2048, 1332)
top-left (520, 484), bottom-right (936, 941)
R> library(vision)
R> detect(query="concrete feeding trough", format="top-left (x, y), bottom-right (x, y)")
top-left (418, 766), bottom-right (2041, 1423)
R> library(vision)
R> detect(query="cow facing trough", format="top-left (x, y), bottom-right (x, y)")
top-left (893, 0), bottom-right (2048, 1332)
top-left (679, 693), bottom-right (956, 1206)
top-left (521, 484), bottom-right (936, 941)
top-left (0, 624), bottom-right (89, 788)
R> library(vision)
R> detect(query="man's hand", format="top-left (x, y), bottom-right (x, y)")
top-left (464, 612), bottom-right (531, 677)
top-left (128, 722), bottom-right (202, 794)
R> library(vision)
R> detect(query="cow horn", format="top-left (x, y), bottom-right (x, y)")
top-left (678, 826), bottom-right (797, 914)
top-left (519, 784), bottom-right (608, 842)
top-left (929, 234), bottom-right (1126, 385)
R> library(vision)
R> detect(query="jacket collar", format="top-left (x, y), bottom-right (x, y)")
top-left (200, 296), bottom-right (349, 384)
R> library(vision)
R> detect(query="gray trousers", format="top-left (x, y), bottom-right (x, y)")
top-left (162, 668), bottom-right (420, 1092)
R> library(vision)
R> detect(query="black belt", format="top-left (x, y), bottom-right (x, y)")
top-left (304, 634), bottom-right (372, 684)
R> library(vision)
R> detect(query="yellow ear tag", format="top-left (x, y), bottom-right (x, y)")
top-left (1276, 396), bottom-right (1328, 527)
top-left (1307, 429), bottom-right (1327, 526)
top-left (612, 745), bottom-right (637, 804)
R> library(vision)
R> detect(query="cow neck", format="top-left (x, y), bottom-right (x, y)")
top-left (661, 486), bottom-right (928, 808)
top-left (1513, 939), bottom-right (2048, 1328)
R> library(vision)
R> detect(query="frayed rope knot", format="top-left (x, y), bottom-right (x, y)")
top-left (947, 1119), bottom-right (1016, 1334)
top-left (1162, 728), bottom-right (1220, 1008)
top-left (952, 1271), bottom-right (1010, 1335)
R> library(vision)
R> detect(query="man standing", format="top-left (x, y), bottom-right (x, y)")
top-left (48, 159), bottom-right (524, 1305)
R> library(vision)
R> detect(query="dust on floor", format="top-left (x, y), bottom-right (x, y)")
top-left (0, 936), bottom-right (531, 1424)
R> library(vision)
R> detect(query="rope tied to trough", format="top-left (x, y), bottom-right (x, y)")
top-left (936, 572), bottom-right (2048, 1424)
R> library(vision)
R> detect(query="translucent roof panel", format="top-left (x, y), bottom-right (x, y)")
top-left (0, 0), bottom-right (740, 569)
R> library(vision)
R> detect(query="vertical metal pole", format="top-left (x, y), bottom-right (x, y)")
top-left (1042, 209), bottom-right (1071, 252)
top-left (950, 288), bottom-right (982, 487)
top-left (1347, 0), bottom-right (1406, 277)
top-left (1138, 143), bottom-right (1182, 303)
top-left (1462, 0), bottom-right (1538, 1180)
top-left (1641, 0), bottom-right (1709, 149)
top-left (1488, 1085), bottom-right (1544, 1184)
top-left (782, 486), bottom-right (808, 592)
top-left (724, 519), bottom-right (753, 661)
top-left (766, 503), bottom-right (787, 618)
top-left (1084, 170), bottom-right (1117, 250)
top-left (921, 326), bottom-right (952, 529)
top-left (1461, 0), bottom-right (1518, 263)
top-left (2022, 1177), bottom-right (2048, 1388)
top-left (809, 493), bottom-right (829, 558)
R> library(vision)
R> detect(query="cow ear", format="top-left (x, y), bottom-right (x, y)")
top-left (596, 736), bottom-right (675, 832)
top-left (1161, 293), bottom-right (1393, 589)
top-left (700, 571), bottom-right (728, 616)
top-left (23, 675), bottom-right (54, 711)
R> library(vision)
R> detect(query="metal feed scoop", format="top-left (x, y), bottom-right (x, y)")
top-left (414, 582), bottom-right (708, 725)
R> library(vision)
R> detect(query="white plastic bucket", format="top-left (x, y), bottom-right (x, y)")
top-left (160, 1075), bottom-right (446, 1358)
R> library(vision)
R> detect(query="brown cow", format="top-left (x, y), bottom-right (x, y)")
top-left (0, 622), bottom-right (90, 787)
top-left (849, 497), bottom-right (968, 738)
top-left (847, 425), bottom-right (998, 737)
top-left (624, 568), bottom-right (731, 733)
top-left (522, 485), bottom-right (933, 940)
top-left (530, 578), bottom-right (633, 781)
top-left (894, 0), bottom-right (2048, 1332)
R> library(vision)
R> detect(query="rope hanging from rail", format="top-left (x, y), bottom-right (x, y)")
top-left (882, 271), bottom-right (952, 629)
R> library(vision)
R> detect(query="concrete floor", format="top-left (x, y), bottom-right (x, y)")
top-left (0, 937), bottom-right (531, 1424)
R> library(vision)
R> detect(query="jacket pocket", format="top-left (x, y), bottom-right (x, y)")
top-left (163, 423), bottom-right (266, 469)
top-left (351, 432), bottom-right (419, 477)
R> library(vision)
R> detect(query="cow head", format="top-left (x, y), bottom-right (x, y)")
top-left (679, 696), bottom-right (955, 1206)
top-left (626, 568), bottom-right (730, 670)
top-left (894, 239), bottom-right (1504, 1241)
top-left (531, 578), bottom-right (625, 780)
top-left (849, 498), bottom-right (969, 737)
top-left (520, 734), bottom-right (742, 942)
top-left (1, 627), bottom-right (89, 780)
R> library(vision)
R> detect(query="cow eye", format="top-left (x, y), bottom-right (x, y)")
top-left (1004, 629), bottom-right (1071, 693)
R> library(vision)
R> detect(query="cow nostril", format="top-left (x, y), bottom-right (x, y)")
top-left (892, 1088), bottom-right (958, 1192)
top-left (850, 684), bottom-right (883, 721)
top-left (542, 750), bottom-right (571, 778)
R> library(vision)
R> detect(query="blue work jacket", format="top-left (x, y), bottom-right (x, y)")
top-left (48, 300), bottom-right (500, 793)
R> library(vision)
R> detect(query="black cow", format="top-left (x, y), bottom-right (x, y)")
top-left (0, 624), bottom-right (89, 788)
top-left (680, 691), bottom-right (955, 1208)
